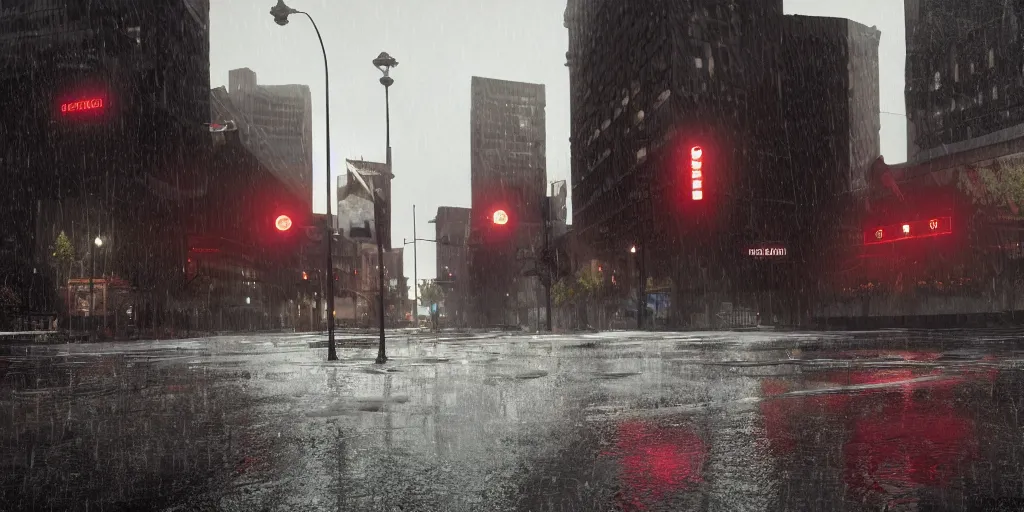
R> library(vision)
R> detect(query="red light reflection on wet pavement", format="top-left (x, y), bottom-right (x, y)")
top-left (603, 421), bottom-right (707, 511)
top-left (759, 361), bottom-right (996, 508)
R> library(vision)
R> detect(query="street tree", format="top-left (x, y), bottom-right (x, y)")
top-left (418, 280), bottom-right (445, 308)
top-left (51, 231), bottom-right (75, 287)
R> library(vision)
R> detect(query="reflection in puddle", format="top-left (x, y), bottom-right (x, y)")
top-left (602, 421), bottom-right (706, 510)
top-left (759, 366), bottom-right (995, 509)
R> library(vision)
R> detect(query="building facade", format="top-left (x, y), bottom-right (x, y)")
top-left (337, 159), bottom-right (393, 250)
top-left (904, 0), bottom-right (1024, 163)
top-left (434, 206), bottom-right (471, 325)
top-left (469, 76), bottom-right (547, 326)
top-left (0, 1), bottom-right (213, 328)
top-left (211, 68), bottom-right (313, 212)
top-left (564, 0), bottom-right (786, 325)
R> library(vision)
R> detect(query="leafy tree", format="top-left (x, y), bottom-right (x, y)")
top-left (51, 231), bottom-right (75, 286)
top-left (418, 280), bottom-right (445, 307)
top-left (958, 155), bottom-right (1024, 209)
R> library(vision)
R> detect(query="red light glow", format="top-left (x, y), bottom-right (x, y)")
top-left (61, 98), bottom-right (104, 115)
top-left (865, 217), bottom-right (952, 245)
top-left (275, 215), bottom-right (293, 232)
top-left (492, 209), bottom-right (509, 225)
top-left (603, 421), bottom-right (707, 510)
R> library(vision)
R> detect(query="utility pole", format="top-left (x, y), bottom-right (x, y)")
top-left (412, 205), bottom-right (418, 325)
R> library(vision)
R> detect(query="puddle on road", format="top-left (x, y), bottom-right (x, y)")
top-left (514, 370), bottom-right (549, 380)
top-left (593, 371), bottom-right (641, 379)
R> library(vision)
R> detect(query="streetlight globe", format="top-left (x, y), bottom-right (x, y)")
top-left (94, 236), bottom-right (103, 247)
top-left (630, 245), bottom-right (637, 254)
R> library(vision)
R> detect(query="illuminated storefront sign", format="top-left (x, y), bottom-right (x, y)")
top-left (746, 244), bottom-right (787, 258)
top-left (60, 98), bottom-right (105, 115)
top-left (864, 217), bottom-right (952, 245)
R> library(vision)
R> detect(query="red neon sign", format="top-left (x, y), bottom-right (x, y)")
top-left (61, 98), bottom-right (105, 115)
top-left (690, 146), bottom-right (703, 201)
top-left (864, 217), bottom-right (952, 245)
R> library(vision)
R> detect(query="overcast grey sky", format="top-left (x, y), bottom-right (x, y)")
top-left (209, 0), bottom-right (906, 286)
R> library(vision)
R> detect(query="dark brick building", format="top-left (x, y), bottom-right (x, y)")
top-left (904, 0), bottom-right (1024, 163)
top-left (469, 77), bottom-right (547, 326)
top-left (0, 2), bottom-right (306, 331)
top-left (434, 206), bottom-right (471, 325)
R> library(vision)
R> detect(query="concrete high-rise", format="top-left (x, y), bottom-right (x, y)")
top-left (211, 68), bottom-right (313, 212)
top-left (469, 77), bottom-right (547, 326)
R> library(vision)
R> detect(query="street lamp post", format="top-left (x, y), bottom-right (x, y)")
top-left (89, 235), bottom-right (103, 330)
top-left (411, 205), bottom-right (418, 325)
top-left (373, 51), bottom-right (398, 365)
top-left (270, 0), bottom-right (337, 360)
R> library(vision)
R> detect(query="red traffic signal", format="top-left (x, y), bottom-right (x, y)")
top-left (275, 214), bottom-right (293, 232)
top-left (690, 146), bottom-right (703, 201)
top-left (492, 209), bottom-right (509, 226)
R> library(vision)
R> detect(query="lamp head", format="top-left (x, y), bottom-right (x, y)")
top-left (373, 51), bottom-right (399, 75)
top-left (270, 0), bottom-right (297, 26)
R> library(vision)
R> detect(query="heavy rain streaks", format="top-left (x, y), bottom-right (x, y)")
top-left (5, 0), bottom-right (1024, 510)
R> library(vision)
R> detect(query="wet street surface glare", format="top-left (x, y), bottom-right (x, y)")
top-left (3, 329), bottom-right (1024, 511)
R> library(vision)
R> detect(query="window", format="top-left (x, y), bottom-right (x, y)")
top-left (954, 63), bottom-right (959, 82)
top-left (988, 49), bottom-right (995, 68)
top-left (992, 85), bottom-right (999, 100)
top-left (636, 147), bottom-right (647, 163)
top-left (695, 57), bottom-right (703, 69)
top-left (933, 72), bottom-right (941, 91)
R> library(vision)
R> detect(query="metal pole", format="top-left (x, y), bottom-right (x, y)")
top-left (89, 240), bottom-right (94, 324)
top-left (413, 205), bottom-right (418, 326)
top-left (543, 188), bottom-right (552, 331)
top-left (301, 13), bottom-right (337, 361)
top-left (375, 84), bottom-right (390, 364)
top-left (637, 245), bottom-right (643, 330)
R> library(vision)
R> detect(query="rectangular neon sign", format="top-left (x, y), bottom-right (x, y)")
top-left (61, 98), bottom-right (104, 115)
top-left (864, 216), bottom-right (952, 245)
top-left (746, 244), bottom-right (787, 258)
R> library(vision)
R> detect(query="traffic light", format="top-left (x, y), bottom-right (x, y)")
top-left (690, 146), bottom-right (703, 201)
top-left (275, 214), bottom-right (293, 232)
top-left (492, 209), bottom-right (509, 226)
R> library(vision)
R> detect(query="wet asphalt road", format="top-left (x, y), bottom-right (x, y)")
top-left (2, 329), bottom-right (1024, 511)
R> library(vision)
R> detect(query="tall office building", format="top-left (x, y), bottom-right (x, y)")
top-left (211, 68), bottom-right (313, 212)
top-left (0, 1), bottom-right (212, 315)
top-left (469, 77), bottom-right (547, 326)
top-left (904, 1), bottom-right (1024, 163)
top-left (564, 0), bottom-right (783, 256)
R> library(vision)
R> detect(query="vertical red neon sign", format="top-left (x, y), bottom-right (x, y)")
top-left (690, 146), bottom-right (703, 201)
